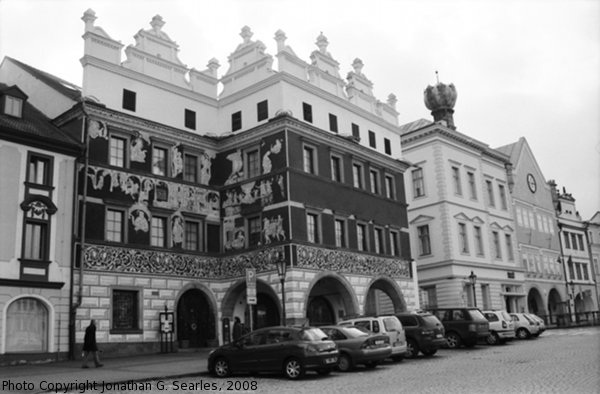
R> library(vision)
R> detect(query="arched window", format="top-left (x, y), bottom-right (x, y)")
top-left (6, 298), bottom-right (48, 352)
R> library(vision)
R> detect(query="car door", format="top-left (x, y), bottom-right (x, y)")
top-left (234, 331), bottom-right (269, 371)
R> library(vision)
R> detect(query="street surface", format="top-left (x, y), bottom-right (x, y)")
top-left (70, 327), bottom-right (600, 394)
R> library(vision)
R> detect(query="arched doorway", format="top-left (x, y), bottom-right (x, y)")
top-left (547, 288), bottom-right (563, 323)
top-left (365, 278), bottom-right (407, 315)
top-left (177, 289), bottom-right (215, 348)
top-left (6, 297), bottom-right (48, 352)
top-left (527, 287), bottom-right (545, 315)
top-left (306, 275), bottom-right (358, 325)
top-left (245, 293), bottom-right (280, 329)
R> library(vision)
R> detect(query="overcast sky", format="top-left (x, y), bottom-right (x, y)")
top-left (1, 0), bottom-right (598, 218)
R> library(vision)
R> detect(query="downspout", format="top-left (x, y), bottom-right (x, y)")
top-left (69, 102), bottom-right (89, 359)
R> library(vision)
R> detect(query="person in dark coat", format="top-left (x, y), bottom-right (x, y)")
top-left (232, 317), bottom-right (242, 341)
top-left (81, 319), bottom-right (103, 368)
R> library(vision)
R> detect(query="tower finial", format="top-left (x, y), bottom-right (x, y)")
top-left (435, 70), bottom-right (439, 84)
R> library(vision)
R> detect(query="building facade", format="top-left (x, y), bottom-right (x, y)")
top-left (46, 10), bottom-right (416, 356)
top-left (0, 82), bottom-right (81, 363)
top-left (585, 212), bottom-right (600, 314)
top-left (400, 82), bottom-right (525, 312)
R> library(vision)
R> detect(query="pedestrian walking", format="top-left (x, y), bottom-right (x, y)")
top-left (232, 316), bottom-right (242, 341)
top-left (81, 319), bottom-right (103, 368)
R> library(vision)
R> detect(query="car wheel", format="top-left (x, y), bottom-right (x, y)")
top-left (486, 332), bottom-right (499, 346)
top-left (516, 328), bottom-right (530, 339)
top-left (446, 332), bottom-right (462, 349)
top-left (422, 349), bottom-right (437, 357)
top-left (283, 357), bottom-right (305, 380)
top-left (406, 339), bottom-right (419, 358)
top-left (337, 353), bottom-right (353, 372)
top-left (213, 357), bottom-right (230, 378)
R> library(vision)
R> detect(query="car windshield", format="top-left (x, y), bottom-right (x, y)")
top-left (300, 328), bottom-right (328, 341)
top-left (468, 309), bottom-right (487, 320)
top-left (342, 327), bottom-right (369, 338)
top-left (383, 317), bottom-right (402, 331)
top-left (523, 314), bottom-right (535, 324)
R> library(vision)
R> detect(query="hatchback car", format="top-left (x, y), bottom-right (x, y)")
top-left (207, 326), bottom-right (338, 379)
top-left (482, 310), bottom-right (515, 345)
top-left (526, 313), bottom-right (546, 336)
top-left (338, 315), bottom-right (407, 361)
top-left (320, 325), bottom-right (392, 371)
top-left (511, 313), bottom-right (540, 339)
top-left (427, 307), bottom-right (490, 348)
top-left (395, 312), bottom-right (446, 358)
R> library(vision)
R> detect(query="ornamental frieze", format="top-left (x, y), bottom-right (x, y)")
top-left (83, 244), bottom-right (284, 278)
top-left (296, 245), bottom-right (411, 279)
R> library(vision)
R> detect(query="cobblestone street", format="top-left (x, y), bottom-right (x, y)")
top-left (138, 327), bottom-right (599, 394)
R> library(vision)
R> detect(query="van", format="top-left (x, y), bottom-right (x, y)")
top-left (338, 315), bottom-right (407, 361)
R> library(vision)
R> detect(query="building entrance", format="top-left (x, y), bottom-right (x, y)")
top-left (177, 289), bottom-right (215, 348)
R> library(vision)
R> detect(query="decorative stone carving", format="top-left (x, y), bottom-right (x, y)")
top-left (262, 215), bottom-right (285, 244)
top-left (88, 119), bottom-right (108, 139)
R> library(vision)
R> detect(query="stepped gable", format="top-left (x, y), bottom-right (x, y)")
top-left (307, 32), bottom-right (347, 98)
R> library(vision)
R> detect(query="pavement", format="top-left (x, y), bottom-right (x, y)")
top-left (0, 350), bottom-right (212, 393)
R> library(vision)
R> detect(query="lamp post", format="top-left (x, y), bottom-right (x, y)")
top-left (275, 251), bottom-right (287, 326)
top-left (469, 271), bottom-right (477, 308)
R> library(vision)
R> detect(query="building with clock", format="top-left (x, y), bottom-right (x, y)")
top-left (400, 82), bottom-right (525, 312)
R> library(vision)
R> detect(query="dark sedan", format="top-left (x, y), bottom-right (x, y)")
top-left (320, 325), bottom-right (392, 371)
top-left (207, 326), bottom-right (338, 379)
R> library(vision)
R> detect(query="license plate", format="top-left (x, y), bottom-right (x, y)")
top-left (436, 334), bottom-right (442, 338)
top-left (324, 357), bottom-right (337, 364)
top-left (375, 340), bottom-right (384, 345)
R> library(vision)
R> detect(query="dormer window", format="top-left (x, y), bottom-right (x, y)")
top-left (4, 95), bottom-right (23, 118)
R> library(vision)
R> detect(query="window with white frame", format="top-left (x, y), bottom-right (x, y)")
top-left (417, 225), bottom-right (431, 255)
top-left (184, 220), bottom-right (201, 251)
top-left (370, 169), bottom-right (380, 194)
top-left (459, 223), bottom-right (469, 254)
top-left (385, 175), bottom-right (395, 199)
top-left (492, 231), bottom-right (502, 259)
top-left (109, 135), bottom-right (127, 167)
top-left (467, 171), bottom-right (477, 200)
top-left (357, 223), bottom-right (368, 251)
top-left (374, 227), bottom-right (384, 254)
top-left (152, 146), bottom-right (168, 176)
top-left (505, 234), bottom-right (514, 261)
top-left (390, 230), bottom-right (400, 256)
top-left (499, 184), bottom-right (507, 210)
top-left (412, 168), bottom-right (425, 198)
top-left (151, 216), bottom-right (167, 247)
top-left (307, 212), bottom-right (320, 243)
top-left (106, 208), bottom-right (125, 243)
top-left (246, 148), bottom-right (260, 178)
top-left (248, 216), bottom-right (262, 246)
top-left (303, 145), bottom-right (317, 175)
top-left (452, 166), bottom-right (462, 196)
top-left (353, 163), bottom-right (364, 189)
top-left (474, 225), bottom-right (484, 256)
top-left (486, 180), bottom-right (495, 207)
top-left (331, 155), bottom-right (343, 182)
top-left (334, 218), bottom-right (346, 248)
top-left (4, 95), bottom-right (23, 117)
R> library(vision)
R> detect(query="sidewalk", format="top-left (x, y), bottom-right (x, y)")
top-left (0, 350), bottom-right (211, 393)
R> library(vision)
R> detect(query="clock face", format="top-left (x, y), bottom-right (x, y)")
top-left (527, 173), bottom-right (537, 193)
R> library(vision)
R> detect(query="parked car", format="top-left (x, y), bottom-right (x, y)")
top-left (207, 326), bottom-right (338, 379)
top-left (338, 315), bottom-right (407, 361)
top-left (427, 307), bottom-right (490, 348)
top-left (482, 310), bottom-right (516, 345)
top-left (525, 313), bottom-right (546, 336)
top-left (395, 311), bottom-right (447, 358)
top-left (510, 313), bottom-right (540, 339)
top-left (319, 325), bottom-right (392, 371)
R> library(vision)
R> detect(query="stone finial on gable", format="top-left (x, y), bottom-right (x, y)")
top-left (274, 30), bottom-right (287, 52)
top-left (82, 9), bottom-right (97, 31)
top-left (387, 94), bottom-right (397, 109)
top-left (207, 58), bottom-right (220, 78)
top-left (352, 58), bottom-right (364, 75)
top-left (241, 26), bottom-right (253, 45)
top-left (316, 32), bottom-right (330, 56)
top-left (150, 15), bottom-right (165, 33)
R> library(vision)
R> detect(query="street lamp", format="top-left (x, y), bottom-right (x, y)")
top-left (468, 271), bottom-right (477, 308)
top-left (274, 250), bottom-right (287, 326)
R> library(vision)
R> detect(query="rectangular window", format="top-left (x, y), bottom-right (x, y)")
top-left (571, 233), bottom-right (578, 250)
top-left (486, 180), bottom-right (495, 207)
top-left (459, 223), bottom-right (469, 253)
top-left (474, 226), bottom-right (484, 255)
top-left (368, 130), bottom-right (376, 148)
top-left (302, 102), bottom-right (312, 123)
top-left (452, 166), bottom-right (462, 196)
top-left (335, 219), bottom-right (346, 248)
top-left (307, 213), bottom-right (319, 243)
top-left (109, 136), bottom-right (126, 167)
top-left (390, 230), bottom-right (399, 256)
top-left (112, 289), bottom-right (139, 331)
top-left (257, 100), bottom-right (269, 121)
top-left (106, 209), bottom-right (124, 243)
top-left (493, 231), bottom-right (502, 259)
top-left (499, 184), bottom-right (507, 210)
top-left (583, 263), bottom-right (589, 280)
top-left (370, 169), bottom-right (380, 194)
top-left (331, 155), bottom-right (342, 182)
top-left (467, 171), bottom-right (477, 200)
top-left (412, 168), bottom-right (425, 197)
top-left (152, 146), bottom-right (168, 176)
top-left (27, 155), bottom-right (51, 186)
top-left (248, 216), bottom-right (262, 246)
top-left (357, 223), bottom-right (367, 251)
top-left (23, 221), bottom-right (48, 260)
top-left (577, 234), bottom-right (585, 251)
top-left (303, 146), bottom-right (316, 175)
top-left (384, 138), bottom-right (392, 155)
top-left (151, 216), bottom-right (167, 247)
top-left (246, 149), bottom-right (260, 178)
top-left (352, 163), bottom-right (364, 189)
top-left (122, 89), bottom-right (136, 112)
top-left (374, 227), bottom-right (384, 254)
top-left (568, 259), bottom-right (575, 279)
top-left (231, 111), bottom-right (242, 132)
top-left (4, 95), bottom-right (23, 117)
top-left (184, 109), bottom-right (196, 130)
top-left (184, 154), bottom-right (198, 183)
top-left (351, 123), bottom-right (360, 139)
top-left (505, 234), bottom-right (514, 261)
top-left (385, 175), bottom-right (395, 199)
top-left (184, 221), bottom-right (201, 251)
top-left (418, 225), bottom-right (431, 255)
top-left (563, 231), bottom-right (571, 249)
top-left (329, 113), bottom-right (338, 133)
